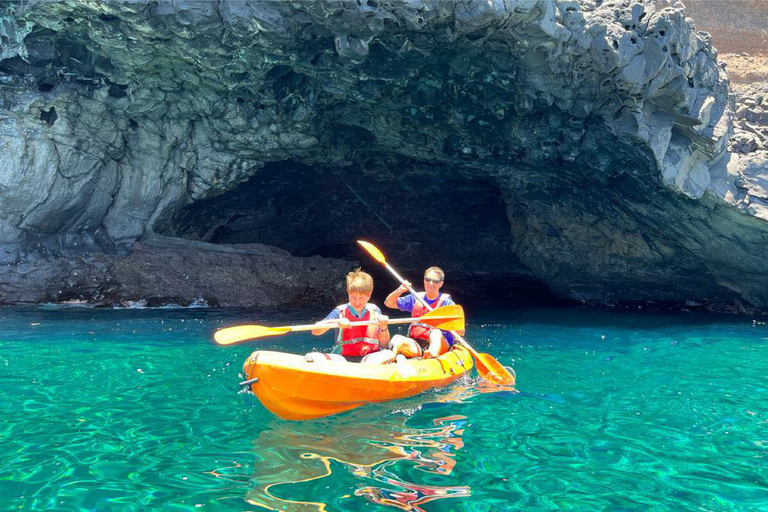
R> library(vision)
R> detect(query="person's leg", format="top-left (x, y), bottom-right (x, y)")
top-left (389, 334), bottom-right (422, 358)
top-left (361, 349), bottom-right (396, 364)
top-left (426, 330), bottom-right (450, 358)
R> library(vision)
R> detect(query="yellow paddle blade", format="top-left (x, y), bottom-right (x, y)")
top-left (214, 325), bottom-right (291, 345)
top-left (475, 353), bottom-right (516, 386)
top-left (357, 240), bottom-right (386, 264)
top-left (421, 305), bottom-right (465, 331)
top-left (428, 317), bottom-right (464, 331)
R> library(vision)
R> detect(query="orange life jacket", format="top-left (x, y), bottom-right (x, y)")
top-left (337, 304), bottom-right (381, 357)
top-left (408, 292), bottom-right (450, 341)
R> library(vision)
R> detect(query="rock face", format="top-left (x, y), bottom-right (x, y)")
top-left (0, 232), bottom-right (352, 307)
top-left (0, 0), bottom-right (767, 311)
top-left (718, 83), bottom-right (768, 236)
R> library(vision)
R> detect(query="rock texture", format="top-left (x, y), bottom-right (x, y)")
top-left (0, 0), bottom-right (767, 311)
top-left (718, 83), bottom-right (768, 222)
top-left (0, 231), bottom-right (352, 306)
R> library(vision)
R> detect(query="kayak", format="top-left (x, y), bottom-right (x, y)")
top-left (241, 347), bottom-right (474, 420)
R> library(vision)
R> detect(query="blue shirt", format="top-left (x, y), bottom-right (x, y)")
top-left (396, 293), bottom-right (455, 343)
top-left (323, 303), bottom-right (381, 322)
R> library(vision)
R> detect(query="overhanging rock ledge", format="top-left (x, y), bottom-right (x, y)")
top-left (0, 0), bottom-right (766, 311)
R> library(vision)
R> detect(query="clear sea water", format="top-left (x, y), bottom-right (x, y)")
top-left (1, 304), bottom-right (766, 511)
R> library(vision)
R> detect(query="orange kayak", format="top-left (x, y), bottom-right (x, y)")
top-left (241, 347), bottom-right (474, 420)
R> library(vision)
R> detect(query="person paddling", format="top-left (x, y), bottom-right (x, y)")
top-left (384, 266), bottom-right (461, 359)
top-left (308, 269), bottom-right (394, 363)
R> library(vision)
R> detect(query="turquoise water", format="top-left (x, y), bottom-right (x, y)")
top-left (1, 304), bottom-right (766, 511)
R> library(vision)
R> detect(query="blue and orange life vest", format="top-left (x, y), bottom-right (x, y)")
top-left (336, 304), bottom-right (381, 357)
top-left (408, 292), bottom-right (451, 341)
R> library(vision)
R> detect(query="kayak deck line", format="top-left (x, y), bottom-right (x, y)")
top-left (241, 347), bottom-right (474, 420)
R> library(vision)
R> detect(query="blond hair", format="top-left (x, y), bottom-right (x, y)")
top-left (424, 266), bottom-right (445, 282)
top-left (346, 269), bottom-right (373, 294)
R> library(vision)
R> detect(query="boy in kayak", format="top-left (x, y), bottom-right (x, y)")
top-left (384, 266), bottom-right (459, 359)
top-left (308, 269), bottom-right (394, 363)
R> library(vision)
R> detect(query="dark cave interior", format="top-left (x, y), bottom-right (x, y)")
top-left (157, 157), bottom-right (557, 303)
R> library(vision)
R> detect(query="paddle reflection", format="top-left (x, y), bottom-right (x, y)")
top-left (243, 409), bottom-right (471, 511)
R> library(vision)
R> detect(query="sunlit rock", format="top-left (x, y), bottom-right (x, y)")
top-left (0, 0), bottom-right (766, 310)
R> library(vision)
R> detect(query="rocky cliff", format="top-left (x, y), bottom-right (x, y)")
top-left (0, 0), bottom-right (766, 311)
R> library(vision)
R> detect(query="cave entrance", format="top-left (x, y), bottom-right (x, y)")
top-left (158, 157), bottom-right (555, 302)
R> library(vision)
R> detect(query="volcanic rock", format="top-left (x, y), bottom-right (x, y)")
top-left (0, 0), bottom-right (766, 311)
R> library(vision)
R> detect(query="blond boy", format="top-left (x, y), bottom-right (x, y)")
top-left (308, 269), bottom-right (394, 363)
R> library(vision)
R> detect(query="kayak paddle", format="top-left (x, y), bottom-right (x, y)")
top-left (214, 304), bottom-right (464, 346)
top-left (357, 240), bottom-right (516, 386)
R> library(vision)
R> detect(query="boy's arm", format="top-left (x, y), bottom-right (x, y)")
top-left (384, 281), bottom-right (411, 309)
top-left (312, 308), bottom-right (343, 335)
top-left (311, 322), bottom-right (335, 336)
top-left (376, 313), bottom-right (390, 347)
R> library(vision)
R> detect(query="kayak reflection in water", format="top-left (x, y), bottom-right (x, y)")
top-left (308, 269), bottom-right (396, 364)
top-left (241, 410), bottom-right (471, 511)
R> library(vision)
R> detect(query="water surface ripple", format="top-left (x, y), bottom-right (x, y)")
top-left (0, 305), bottom-right (766, 511)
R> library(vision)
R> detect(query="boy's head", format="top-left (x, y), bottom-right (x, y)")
top-left (346, 269), bottom-right (373, 294)
top-left (346, 269), bottom-right (373, 309)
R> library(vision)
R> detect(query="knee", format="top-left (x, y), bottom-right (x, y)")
top-left (363, 349), bottom-right (395, 364)
top-left (427, 331), bottom-right (447, 357)
top-left (389, 334), bottom-right (408, 349)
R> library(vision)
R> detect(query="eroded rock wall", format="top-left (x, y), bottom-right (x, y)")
top-left (0, 0), bottom-right (766, 310)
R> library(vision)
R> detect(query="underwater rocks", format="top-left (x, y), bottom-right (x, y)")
top-left (0, 0), bottom-right (767, 311)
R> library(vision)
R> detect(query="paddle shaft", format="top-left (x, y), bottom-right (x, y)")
top-left (382, 260), bottom-right (483, 360)
top-left (291, 314), bottom-right (456, 333)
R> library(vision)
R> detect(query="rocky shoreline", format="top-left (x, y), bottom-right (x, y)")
top-left (0, 233), bottom-right (353, 308)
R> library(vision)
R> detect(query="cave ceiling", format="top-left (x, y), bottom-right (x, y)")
top-left (1, 0), bottom-right (767, 310)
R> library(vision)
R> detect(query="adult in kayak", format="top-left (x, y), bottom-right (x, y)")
top-left (308, 269), bottom-right (394, 363)
top-left (384, 266), bottom-right (461, 359)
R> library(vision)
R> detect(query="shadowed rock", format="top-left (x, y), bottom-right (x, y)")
top-left (0, 0), bottom-right (766, 311)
